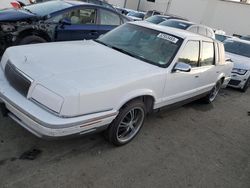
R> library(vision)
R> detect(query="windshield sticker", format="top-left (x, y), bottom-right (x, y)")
top-left (157, 33), bottom-right (179, 43)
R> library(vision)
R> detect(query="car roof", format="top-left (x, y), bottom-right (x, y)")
top-left (131, 21), bottom-right (214, 41)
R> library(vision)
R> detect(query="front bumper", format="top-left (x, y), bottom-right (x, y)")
top-left (0, 68), bottom-right (117, 139)
top-left (228, 71), bottom-right (250, 89)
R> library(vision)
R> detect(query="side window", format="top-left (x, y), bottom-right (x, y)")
top-left (178, 41), bottom-right (200, 67)
top-left (198, 26), bottom-right (206, 36)
top-left (201, 42), bottom-right (215, 66)
top-left (188, 26), bottom-right (198, 33)
top-left (52, 8), bottom-right (97, 25)
top-left (99, 9), bottom-right (121, 25)
top-left (70, 9), bottom-right (97, 24)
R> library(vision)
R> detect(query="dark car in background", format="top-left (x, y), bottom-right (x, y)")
top-left (145, 15), bottom-right (188, 24)
top-left (0, 0), bottom-right (130, 54)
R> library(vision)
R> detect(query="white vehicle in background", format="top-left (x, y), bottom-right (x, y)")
top-left (0, 0), bottom-right (34, 9)
top-left (126, 11), bottom-right (145, 21)
top-left (224, 38), bottom-right (250, 92)
top-left (159, 19), bottom-right (215, 39)
top-left (0, 22), bottom-right (232, 146)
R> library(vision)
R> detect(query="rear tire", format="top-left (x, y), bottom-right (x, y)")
top-left (19, 35), bottom-right (47, 45)
top-left (241, 76), bottom-right (250, 92)
top-left (203, 80), bottom-right (222, 104)
top-left (106, 100), bottom-right (146, 146)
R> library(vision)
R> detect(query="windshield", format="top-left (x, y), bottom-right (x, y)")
top-left (146, 16), bottom-right (168, 24)
top-left (96, 23), bottom-right (183, 67)
top-left (127, 12), bottom-right (144, 18)
top-left (23, 1), bottom-right (72, 16)
top-left (159, 20), bottom-right (191, 30)
top-left (224, 40), bottom-right (250, 58)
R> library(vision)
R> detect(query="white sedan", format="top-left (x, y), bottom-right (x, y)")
top-left (224, 38), bottom-right (250, 92)
top-left (0, 22), bottom-right (232, 146)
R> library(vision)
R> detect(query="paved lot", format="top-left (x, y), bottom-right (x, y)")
top-left (0, 88), bottom-right (249, 188)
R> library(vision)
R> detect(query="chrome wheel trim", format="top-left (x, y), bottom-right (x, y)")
top-left (209, 82), bottom-right (221, 102)
top-left (116, 107), bottom-right (145, 143)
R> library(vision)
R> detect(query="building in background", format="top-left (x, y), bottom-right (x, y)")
top-left (107, 0), bottom-right (250, 35)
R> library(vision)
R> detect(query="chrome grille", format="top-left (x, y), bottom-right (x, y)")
top-left (4, 62), bottom-right (32, 97)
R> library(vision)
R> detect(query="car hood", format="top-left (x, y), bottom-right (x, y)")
top-left (225, 52), bottom-right (250, 70)
top-left (0, 8), bottom-right (36, 22)
top-left (4, 40), bottom-right (161, 94)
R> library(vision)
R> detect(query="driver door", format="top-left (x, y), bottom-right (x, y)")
top-left (55, 7), bottom-right (100, 41)
top-left (162, 40), bottom-right (202, 106)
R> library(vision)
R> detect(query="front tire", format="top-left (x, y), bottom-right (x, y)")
top-left (107, 100), bottom-right (146, 146)
top-left (18, 35), bottom-right (47, 45)
top-left (203, 80), bottom-right (222, 103)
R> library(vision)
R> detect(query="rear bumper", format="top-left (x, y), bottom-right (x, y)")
top-left (0, 68), bottom-right (117, 139)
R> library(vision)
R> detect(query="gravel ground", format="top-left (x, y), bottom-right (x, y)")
top-left (0, 88), bottom-right (249, 188)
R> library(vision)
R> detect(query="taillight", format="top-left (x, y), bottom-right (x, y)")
top-left (10, 1), bottom-right (21, 9)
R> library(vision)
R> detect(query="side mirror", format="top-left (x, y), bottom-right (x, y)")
top-left (173, 62), bottom-right (192, 72)
top-left (60, 18), bottom-right (71, 25)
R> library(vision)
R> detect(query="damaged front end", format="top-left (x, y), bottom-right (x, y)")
top-left (0, 20), bottom-right (55, 56)
top-left (0, 23), bottom-right (17, 55)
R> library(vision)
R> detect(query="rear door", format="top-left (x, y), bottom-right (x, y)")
top-left (195, 40), bottom-right (218, 94)
top-left (55, 7), bottom-right (100, 41)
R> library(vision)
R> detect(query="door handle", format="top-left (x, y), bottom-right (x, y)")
top-left (195, 75), bottom-right (199, 78)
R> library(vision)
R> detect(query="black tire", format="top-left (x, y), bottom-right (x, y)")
top-left (203, 80), bottom-right (222, 104)
top-left (106, 100), bottom-right (146, 146)
top-left (18, 35), bottom-right (47, 45)
top-left (241, 76), bottom-right (250, 92)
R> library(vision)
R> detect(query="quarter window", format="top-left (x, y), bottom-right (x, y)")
top-left (201, 42), bottom-right (215, 66)
top-left (178, 41), bottom-right (200, 67)
top-left (100, 9), bottom-right (121, 25)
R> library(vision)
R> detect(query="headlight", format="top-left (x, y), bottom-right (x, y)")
top-left (1, 24), bottom-right (16, 32)
top-left (232, 68), bottom-right (247, 75)
top-left (31, 84), bottom-right (64, 114)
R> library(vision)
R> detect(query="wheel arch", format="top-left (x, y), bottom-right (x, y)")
top-left (16, 29), bottom-right (52, 43)
top-left (217, 73), bottom-right (226, 84)
top-left (116, 90), bottom-right (157, 114)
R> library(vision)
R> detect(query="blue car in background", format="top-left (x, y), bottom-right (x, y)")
top-left (0, 0), bottom-right (131, 54)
